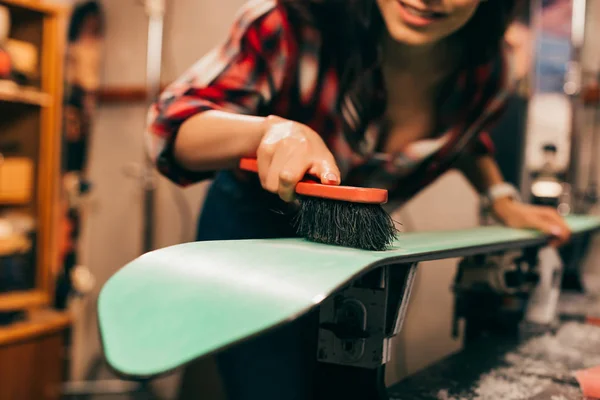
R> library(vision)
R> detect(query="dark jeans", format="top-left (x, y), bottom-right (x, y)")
top-left (195, 171), bottom-right (319, 400)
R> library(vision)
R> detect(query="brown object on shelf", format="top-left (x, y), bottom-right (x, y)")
top-left (0, 309), bottom-right (71, 400)
top-left (0, 79), bottom-right (51, 106)
top-left (4, 37), bottom-right (38, 79)
top-left (0, 156), bottom-right (33, 204)
top-left (0, 232), bottom-right (30, 255)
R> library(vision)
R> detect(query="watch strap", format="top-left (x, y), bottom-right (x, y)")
top-left (487, 182), bottom-right (522, 203)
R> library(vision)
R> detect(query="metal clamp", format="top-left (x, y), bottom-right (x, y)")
top-left (452, 249), bottom-right (542, 342)
top-left (317, 263), bottom-right (418, 369)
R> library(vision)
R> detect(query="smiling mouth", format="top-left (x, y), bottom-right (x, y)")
top-left (398, 1), bottom-right (447, 19)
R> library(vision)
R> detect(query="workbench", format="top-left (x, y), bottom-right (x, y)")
top-left (389, 294), bottom-right (600, 400)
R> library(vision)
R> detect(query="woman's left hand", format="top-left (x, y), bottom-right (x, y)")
top-left (492, 198), bottom-right (572, 247)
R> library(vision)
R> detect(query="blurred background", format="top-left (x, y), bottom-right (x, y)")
top-left (0, 0), bottom-right (598, 399)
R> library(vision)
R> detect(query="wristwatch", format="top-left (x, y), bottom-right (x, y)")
top-left (486, 182), bottom-right (522, 204)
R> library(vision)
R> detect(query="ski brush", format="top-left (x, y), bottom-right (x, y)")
top-left (239, 157), bottom-right (398, 251)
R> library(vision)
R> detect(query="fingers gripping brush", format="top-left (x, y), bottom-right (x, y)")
top-left (239, 158), bottom-right (398, 251)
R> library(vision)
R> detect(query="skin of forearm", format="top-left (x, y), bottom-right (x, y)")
top-left (173, 110), bottom-right (271, 172)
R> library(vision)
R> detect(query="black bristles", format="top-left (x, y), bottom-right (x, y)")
top-left (292, 196), bottom-right (398, 251)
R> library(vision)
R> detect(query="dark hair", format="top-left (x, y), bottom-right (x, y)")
top-left (279, 0), bottom-right (523, 149)
top-left (516, 0), bottom-right (531, 24)
top-left (67, 0), bottom-right (105, 42)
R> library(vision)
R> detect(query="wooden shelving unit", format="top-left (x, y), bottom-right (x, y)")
top-left (0, 308), bottom-right (70, 346)
top-left (0, 2), bottom-right (72, 399)
top-left (0, 0), bottom-right (66, 312)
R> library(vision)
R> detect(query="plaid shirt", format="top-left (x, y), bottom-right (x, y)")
top-left (146, 0), bottom-right (516, 203)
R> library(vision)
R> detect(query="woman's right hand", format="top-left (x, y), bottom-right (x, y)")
top-left (256, 115), bottom-right (341, 203)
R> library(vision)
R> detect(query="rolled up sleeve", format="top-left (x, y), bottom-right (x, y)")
top-left (468, 47), bottom-right (516, 157)
top-left (145, 2), bottom-right (290, 186)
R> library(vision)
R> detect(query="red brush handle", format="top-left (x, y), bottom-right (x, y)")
top-left (238, 157), bottom-right (388, 204)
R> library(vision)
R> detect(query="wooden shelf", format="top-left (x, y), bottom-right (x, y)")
top-left (0, 290), bottom-right (48, 312)
top-left (0, 82), bottom-right (51, 106)
top-left (0, 0), bottom-right (67, 15)
top-left (0, 308), bottom-right (70, 346)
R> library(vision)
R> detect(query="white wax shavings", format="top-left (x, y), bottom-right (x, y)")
top-left (435, 322), bottom-right (600, 400)
top-left (473, 373), bottom-right (551, 399)
top-left (436, 389), bottom-right (469, 400)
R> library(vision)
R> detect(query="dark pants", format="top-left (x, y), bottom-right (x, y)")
top-left (195, 171), bottom-right (319, 400)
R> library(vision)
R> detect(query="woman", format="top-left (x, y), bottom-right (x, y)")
top-left (146, 0), bottom-right (572, 398)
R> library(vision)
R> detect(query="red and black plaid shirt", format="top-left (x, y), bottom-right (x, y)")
top-left (146, 0), bottom-right (516, 203)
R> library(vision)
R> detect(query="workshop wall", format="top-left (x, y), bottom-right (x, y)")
top-left (582, 0), bottom-right (600, 72)
top-left (578, 0), bottom-right (600, 287)
top-left (70, 1), bottom-right (249, 398)
top-left (67, 0), bottom-right (151, 389)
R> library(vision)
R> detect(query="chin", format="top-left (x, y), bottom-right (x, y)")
top-left (385, 24), bottom-right (443, 46)
top-left (376, 0), bottom-right (479, 47)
